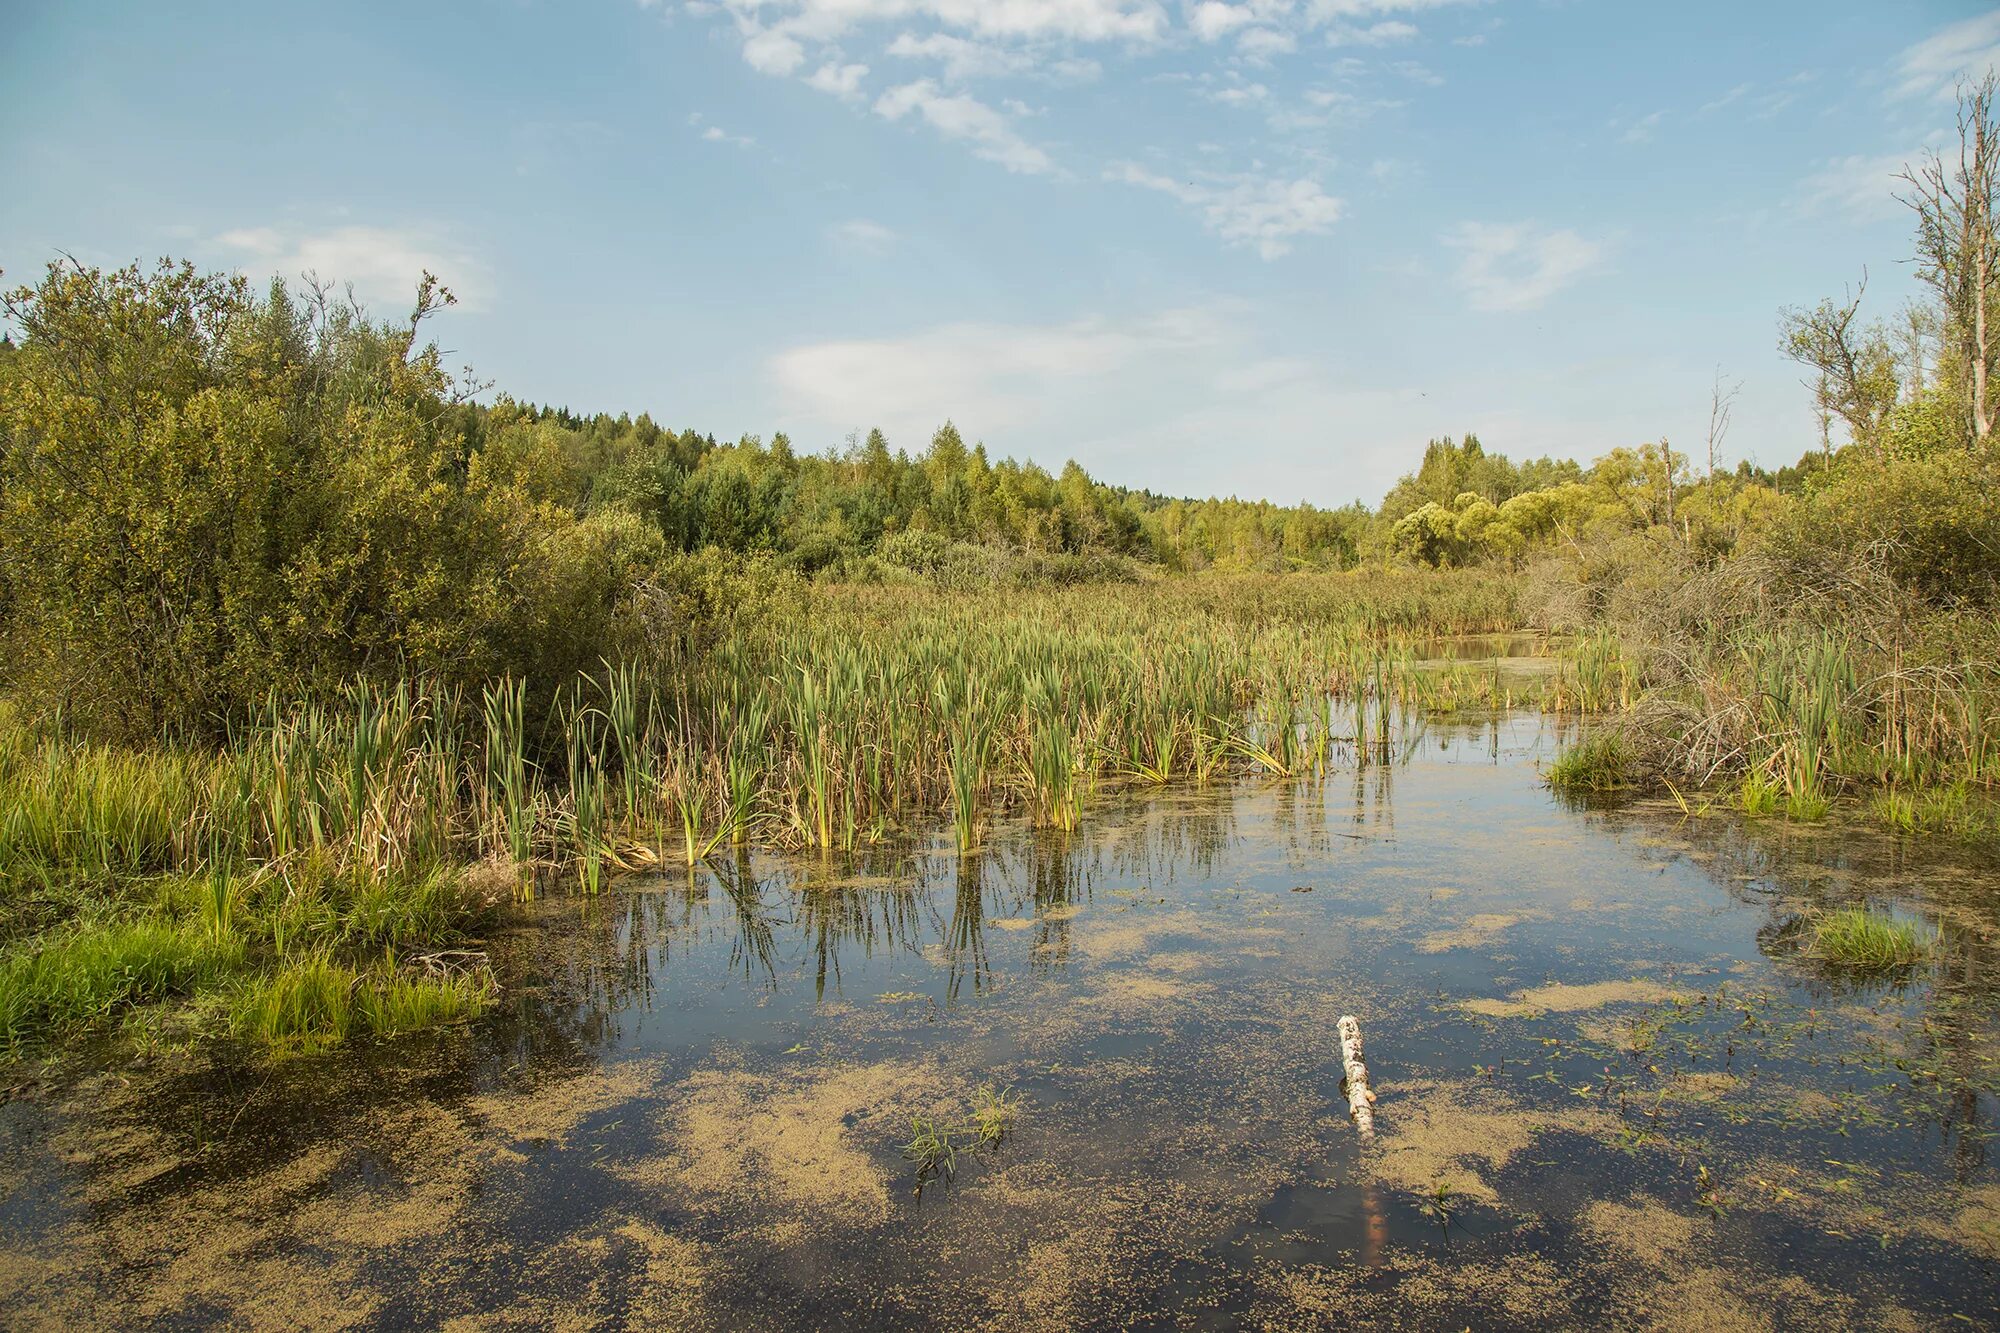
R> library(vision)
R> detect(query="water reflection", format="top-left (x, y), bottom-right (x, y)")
top-left (7, 707), bottom-right (1998, 1330)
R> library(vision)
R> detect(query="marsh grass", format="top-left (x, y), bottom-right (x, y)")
top-left (903, 1085), bottom-right (1024, 1185)
top-left (2, 570), bottom-right (1523, 1056)
top-left (1872, 783), bottom-right (1996, 843)
top-left (0, 921), bottom-right (244, 1048)
top-left (967, 1084), bottom-right (1020, 1144)
top-left (1807, 907), bottom-right (1934, 971)
top-left (232, 951), bottom-right (496, 1054)
top-left (1738, 769), bottom-right (1782, 817)
top-left (1546, 733), bottom-right (1631, 793)
top-left (903, 1114), bottom-right (961, 1183)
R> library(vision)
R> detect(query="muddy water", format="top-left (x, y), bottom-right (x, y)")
top-left (3, 712), bottom-right (1998, 1330)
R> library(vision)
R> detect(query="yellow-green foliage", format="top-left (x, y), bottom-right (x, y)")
top-left (1807, 908), bottom-right (1933, 970)
top-left (229, 953), bottom-right (494, 1055)
top-left (0, 261), bottom-right (657, 743)
top-left (0, 921), bottom-right (244, 1047)
top-left (1546, 733), bottom-right (1630, 793)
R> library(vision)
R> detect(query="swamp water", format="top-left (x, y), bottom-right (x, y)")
top-left (3, 705), bottom-right (1998, 1329)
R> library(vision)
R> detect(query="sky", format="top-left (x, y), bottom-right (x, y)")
top-left (4, 1), bottom-right (1999, 507)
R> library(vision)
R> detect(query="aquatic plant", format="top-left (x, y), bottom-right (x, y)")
top-left (353, 958), bottom-right (496, 1037)
top-left (968, 1084), bottom-right (1021, 1145)
top-left (903, 1114), bottom-right (960, 1182)
top-left (0, 921), bottom-right (245, 1048)
top-left (903, 1085), bottom-right (1023, 1184)
top-left (1737, 768), bottom-right (1782, 817)
top-left (0, 570), bottom-right (1535, 1056)
top-left (1806, 908), bottom-right (1933, 970)
top-left (1546, 733), bottom-right (1630, 792)
top-left (230, 951), bottom-right (357, 1055)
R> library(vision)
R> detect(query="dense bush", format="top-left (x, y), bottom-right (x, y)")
top-left (0, 261), bottom-right (653, 739)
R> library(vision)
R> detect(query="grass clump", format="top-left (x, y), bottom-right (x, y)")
top-left (1872, 784), bottom-right (1995, 843)
top-left (903, 1114), bottom-right (962, 1183)
top-left (968, 1084), bottom-right (1021, 1144)
top-left (231, 952), bottom-right (496, 1055)
top-left (0, 920), bottom-right (245, 1049)
top-left (353, 960), bottom-right (495, 1038)
top-left (1546, 733), bottom-right (1630, 793)
top-left (230, 953), bottom-right (357, 1055)
top-left (1806, 907), bottom-right (1933, 971)
top-left (903, 1084), bottom-right (1024, 1186)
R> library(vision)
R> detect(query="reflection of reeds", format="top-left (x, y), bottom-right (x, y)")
top-left (3, 574), bottom-right (1535, 1050)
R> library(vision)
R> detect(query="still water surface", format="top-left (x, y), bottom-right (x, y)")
top-left (3, 707), bottom-right (1997, 1329)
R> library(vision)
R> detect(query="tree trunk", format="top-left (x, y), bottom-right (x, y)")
top-left (1977, 242), bottom-right (1991, 438)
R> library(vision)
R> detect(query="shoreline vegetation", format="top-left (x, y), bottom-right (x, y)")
top-left (4, 90), bottom-right (1998, 1063)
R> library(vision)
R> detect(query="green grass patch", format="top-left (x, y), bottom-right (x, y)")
top-left (1546, 733), bottom-right (1631, 793)
top-left (353, 964), bottom-right (495, 1038)
top-left (1871, 783), bottom-right (1995, 843)
top-left (231, 952), bottom-right (496, 1055)
top-left (0, 920), bottom-right (245, 1049)
top-left (1806, 907), bottom-right (1933, 971)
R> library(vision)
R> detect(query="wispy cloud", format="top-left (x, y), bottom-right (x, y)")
top-left (1236, 27), bottom-right (1297, 59)
top-left (1618, 109), bottom-right (1664, 144)
top-left (216, 224), bottom-right (490, 311)
top-left (1798, 147), bottom-right (1930, 223)
top-left (1326, 20), bottom-right (1418, 46)
top-left (771, 306), bottom-right (1229, 442)
top-left (1895, 10), bottom-right (2000, 100)
top-left (828, 218), bottom-right (899, 254)
top-left (1699, 81), bottom-right (1752, 114)
top-left (1108, 162), bottom-right (1344, 258)
top-left (885, 31), bottom-right (1030, 81)
top-left (1443, 221), bottom-right (1606, 311)
top-left (689, 111), bottom-right (756, 147)
top-left (874, 80), bottom-right (1056, 175)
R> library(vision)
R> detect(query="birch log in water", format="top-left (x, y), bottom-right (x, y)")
top-left (1338, 1014), bottom-right (1376, 1138)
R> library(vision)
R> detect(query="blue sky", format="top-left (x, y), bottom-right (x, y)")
top-left (4, 1), bottom-right (1998, 505)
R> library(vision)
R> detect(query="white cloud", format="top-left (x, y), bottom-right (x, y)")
top-left (1304, 0), bottom-right (1476, 18)
top-left (1205, 81), bottom-right (1270, 105)
top-left (1895, 11), bottom-right (2000, 100)
top-left (885, 31), bottom-right (1030, 80)
top-left (829, 218), bottom-right (899, 253)
top-left (874, 79), bottom-right (1056, 174)
top-left (1188, 2), bottom-right (1257, 42)
top-left (1325, 20), bottom-right (1417, 46)
top-left (1699, 81), bottom-right (1751, 114)
top-left (1619, 109), bottom-right (1664, 144)
top-left (719, 0), bottom-right (1169, 54)
top-left (763, 300), bottom-right (1523, 505)
top-left (769, 306), bottom-right (1231, 443)
top-left (215, 225), bottom-right (490, 312)
top-left (1798, 149), bottom-right (1924, 223)
top-left (1443, 221), bottom-right (1605, 311)
top-left (1389, 59), bottom-right (1442, 86)
top-left (1108, 162), bottom-right (1343, 258)
top-left (690, 111), bottom-right (756, 146)
top-left (741, 25), bottom-right (808, 74)
top-left (1237, 26), bottom-right (1297, 59)
top-left (806, 60), bottom-right (870, 97)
